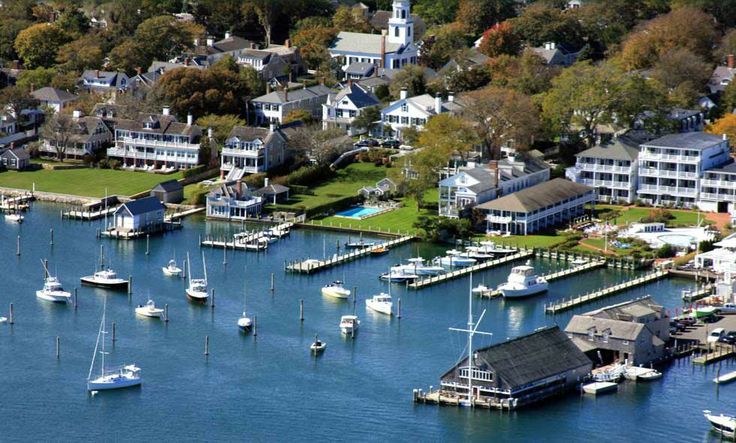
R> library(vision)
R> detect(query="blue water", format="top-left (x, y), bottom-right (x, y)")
top-left (335, 206), bottom-right (382, 219)
top-left (1, 203), bottom-right (735, 442)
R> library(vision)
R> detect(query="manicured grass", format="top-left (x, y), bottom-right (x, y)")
top-left (481, 234), bottom-right (568, 249)
top-left (596, 205), bottom-right (708, 227)
top-left (0, 168), bottom-right (184, 197)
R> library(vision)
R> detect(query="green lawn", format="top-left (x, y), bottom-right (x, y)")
top-left (481, 234), bottom-right (568, 249)
top-left (595, 205), bottom-right (708, 227)
top-left (0, 168), bottom-right (184, 197)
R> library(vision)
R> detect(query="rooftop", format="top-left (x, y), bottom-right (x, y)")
top-left (119, 196), bottom-right (164, 216)
top-left (643, 132), bottom-right (726, 151)
top-left (330, 31), bottom-right (402, 56)
top-left (576, 139), bottom-right (640, 162)
top-left (476, 178), bottom-right (593, 213)
top-left (31, 87), bottom-right (78, 103)
top-left (253, 84), bottom-right (332, 104)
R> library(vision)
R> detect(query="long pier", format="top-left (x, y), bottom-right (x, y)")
top-left (545, 270), bottom-right (669, 314)
top-left (286, 235), bottom-right (414, 273)
top-left (681, 285), bottom-right (715, 302)
top-left (692, 346), bottom-right (736, 365)
top-left (62, 206), bottom-right (117, 220)
top-left (166, 207), bottom-right (205, 221)
top-left (407, 250), bottom-right (534, 289)
top-left (201, 222), bottom-right (294, 251)
top-left (481, 259), bottom-right (607, 298)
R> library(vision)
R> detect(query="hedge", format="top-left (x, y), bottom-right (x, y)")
top-left (183, 165), bottom-right (207, 178)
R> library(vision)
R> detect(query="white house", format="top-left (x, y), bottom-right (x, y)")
top-left (329, 0), bottom-right (418, 71)
top-left (251, 84), bottom-right (332, 125)
top-left (380, 91), bottom-right (462, 139)
top-left (31, 87), bottom-right (78, 113)
top-left (206, 181), bottom-right (263, 220)
top-left (106, 107), bottom-right (203, 170)
top-left (113, 196), bottom-right (165, 232)
top-left (40, 111), bottom-right (113, 159)
top-left (220, 124), bottom-right (288, 180)
top-left (322, 82), bottom-right (380, 135)
top-left (566, 138), bottom-right (640, 204)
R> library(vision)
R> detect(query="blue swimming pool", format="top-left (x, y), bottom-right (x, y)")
top-left (335, 206), bottom-right (383, 219)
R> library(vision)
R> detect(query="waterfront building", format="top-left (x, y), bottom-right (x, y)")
top-left (322, 82), bottom-right (381, 136)
top-left (439, 326), bottom-right (591, 409)
top-left (31, 87), bottom-right (78, 113)
top-left (150, 179), bottom-right (183, 204)
top-left (39, 111), bottom-right (113, 159)
top-left (112, 196), bottom-right (165, 232)
top-left (637, 132), bottom-right (730, 208)
top-left (106, 108), bottom-right (202, 170)
top-left (694, 233), bottom-right (736, 274)
top-left (439, 155), bottom-right (550, 218)
top-left (380, 91), bottom-right (462, 139)
top-left (206, 181), bottom-right (263, 220)
top-left (0, 146), bottom-right (30, 170)
top-left (257, 179), bottom-right (290, 204)
top-left (251, 84), bottom-right (332, 125)
top-left (220, 125), bottom-right (288, 180)
top-left (566, 138), bottom-right (640, 204)
top-left (477, 178), bottom-right (595, 235)
top-left (329, 1), bottom-right (418, 71)
top-left (565, 297), bottom-right (669, 366)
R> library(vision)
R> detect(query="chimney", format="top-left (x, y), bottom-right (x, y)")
top-left (187, 114), bottom-right (193, 126)
top-left (72, 110), bottom-right (81, 119)
top-left (208, 127), bottom-right (213, 139)
top-left (448, 92), bottom-right (454, 102)
top-left (264, 177), bottom-right (269, 188)
top-left (380, 30), bottom-right (387, 69)
top-left (162, 106), bottom-right (170, 116)
top-left (724, 133), bottom-right (728, 141)
top-left (489, 160), bottom-right (499, 184)
top-left (348, 78), bottom-right (353, 88)
top-left (434, 95), bottom-right (442, 114)
top-left (95, 69), bottom-right (100, 78)
top-left (266, 83), bottom-right (271, 94)
top-left (400, 88), bottom-right (408, 100)
top-left (285, 39), bottom-right (291, 48)
top-left (225, 31), bottom-right (231, 39)
top-left (728, 54), bottom-right (735, 69)
top-left (206, 37), bottom-right (214, 47)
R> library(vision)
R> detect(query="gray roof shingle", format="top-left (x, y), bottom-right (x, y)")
top-left (31, 87), bottom-right (78, 103)
top-left (120, 196), bottom-right (164, 216)
top-left (643, 132), bottom-right (725, 151)
top-left (476, 178), bottom-right (593, 213)
top-left (576, 139), bottom-right (640, 162)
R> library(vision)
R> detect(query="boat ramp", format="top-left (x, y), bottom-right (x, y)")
top-left (286, 235), bottom-right (414, 273)
top-left (201, 222), bottom-right (294, 251)
top-left (407, 250), bottom-right (534, 289)
top-left (479, 259), bottom-right (607, 298)
top-left (544, 270), bottom-right (669, 314)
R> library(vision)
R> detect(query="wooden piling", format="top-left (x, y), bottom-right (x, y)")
top-left (50, 228), bottom-right (54, 246)
top-left (300, 299), bottom-right (304, 322)
top-left (15, 235), bottom-right (20, 256)
top-left (146, 234), bottom-right (150, 255)
top-left (112, 321), bottom-right (116, 342)
top-left (8, 303), bottom-right (14, 324)
top-left (397, 297), bottom-right (401, 318)
top-left (56, 336), bottom-right (60, 359)
top-left (211, 289), bottom-right (215, 309)
top-left (270, 273), bottom-right (275, 291)
top-left (253, 315), bottom-right (258, 337)
top-left (164, 303), bottom-right (169, 322)
top-left (74, 288), bottom-right (78, 310)
top-left (204, 335), bottom-right (209, 356)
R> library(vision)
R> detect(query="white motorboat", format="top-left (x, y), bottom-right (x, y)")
top-left (637, 369), bottom-right (663, 381)
top-left (714, 370), bottom-right (736, 384)
top-left (346, 240), bottom-right (375, 249)
top-left (582, 381), bottom-right (617, 395)
top-left (497, 263), bottom-right (548, 298)
top-left (185, 252), bottom-right (209, 304)
top-left (321, 280), bottom-right (351, 299)
top-left (162, 259), bottom-right (182, 277)
top-left (624, 365), bottom-right (662, 381)
top-left (87, 297), bottom-right (142, 391)
top-left (395, 257), bottom-right (444, 276)
top-left (366, 293), bottom-right (393, 315)
top-left (571, 257), bottom-right (589, 266)
top-left (463, 246), bottom-right (494, 260)
top-left (379, 269), bottom-right (418, 282)
top-left (592, 363), bottom-right (626, 382)
top-left (0, 316), bottom-right (6, 323)
top-left (478, 241), bottom-right (515, 254)
top-left (471, 284), bottom-right (492, 296)
top-left (310, 334), bottom-right (326, 354)
top-left (80, 246), bottom-right (129, 290)
top-left (339, 315), bottom-right (360, 335)
top-left (435, 250), bottom-right (476, 267)
top-left (704, 410), bottom-right (736, 439)
top-left (135, 299), bottom-right (165, 319)
top-left (36, 260), bottom-right (72, 303)
top-left (4, 212), bottom-right (23, 223)
top-left (238, 266), bottom-right (253, 333)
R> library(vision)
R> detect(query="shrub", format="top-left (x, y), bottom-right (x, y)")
top-left (186, 184), bottom-right (209, 205)
top-left (244, 172), bottom-right (266, 189)
top-left (285, 164), bottom-right (333, 187)
top-left (109, 159), bottom-right (121, 170)
top-left (183, 165), bottom-right (207, 178)
top-left (98, 159), bottom-right (110, 169)
top-left (642, 209), bottom-right (675, 224)
top-left (655, 243), bottom-right (676, 258)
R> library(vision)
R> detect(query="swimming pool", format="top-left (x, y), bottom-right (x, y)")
top-left (335, 206), bottom-right (383, 219)
top-left (658, 234), bottom-right (696, 248)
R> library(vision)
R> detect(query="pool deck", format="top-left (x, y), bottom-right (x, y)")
top-left (334, 206), bottom-right (396, 220)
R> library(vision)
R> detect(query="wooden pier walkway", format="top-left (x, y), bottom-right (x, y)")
top-left (481, 259), bottom-right (607, 298)
top-left (62, 206), bottom-right (117, 220)
top-left (681, 285), bottom-right (715, 302)
top-left (201, 222), bottom-right (294, 250)
top-left (166, 207), bottom-right (205, 221)
top-left (544, 270), bottom-right (669, 314)
top-left (286, 235), bottom-right (414, 273)
top-left (692, 346), bottom-right (736, 365)
top-left (407, 250), bottom-right (534, 290)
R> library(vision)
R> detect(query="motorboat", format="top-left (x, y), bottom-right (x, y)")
top-left (4, 212), bottom-right (23, 223)
top-left (435, 250), bottom-right (476, 267)
top-left (345, 240), bottom-right (376, 249)
top-left (162, 259), bottom-right (182, 277)
top-left (310, 334), bottom-right (326, 354)
top-left (37, 260), bottom-right (72, 303)
top-left (592, 363), bottom-right (626, 382)
top-left (571, 257), bottom-right (589, 266)
top-left (624, 365), bottom-right (662, 381)
top-left (87, 297), bottom-right (142, 391)
top-left (0, 316), bottom-right (6, 323)
top-left (339, 315), bottom-right (360, 335)
top-left (478, 241), bottom-right (515, 254)
top-left (471, 284), bottom-right (492, 296)
top-left (637, 370), bottom-right (663, 381)
top-left (185, 252), bottom-right (209, 304)
top-left (497, 263), bottom-right (548, 298)
top-left (80, 245), bottom-right (129, 290)
top-left (463, 246), bottom-right (495, 260)
top-left (704, 410), bottom-right (736, 439)
top-left (396, 257), bottom-right (445, 276)
top-left (238, 266), bottom-right (253, 333)
top-left (321, 281), bottom-right (351, 299)
top-left (366, 293), bottom-right (393, 315)
top-left (370, 246), bottom-right (390, 256)
top-left (714, 370), bottom-right (736, 384)
top-left (379, 269), bottom-right (418, 282)
top-left (582, 381), bottom-right (617, 395)
top-left (135, 299), bottom-right (165, 319)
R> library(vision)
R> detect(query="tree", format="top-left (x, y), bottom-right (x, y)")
top-left (417, 114), bottom-right (479, 161)
top-left (14, 23), bottom-right (71, 68)
top-left (133, 16), bottom-right (199, 67)
top-left (420, 24), bottom-right (468, 69)
top-left (706, 114), bottom-right (736, 143)
top-left (455, 0), bottom-right (517, 35)
top-left (672, 0), bottom-right (736, 28)
top-left (389, 65), bottom-right (428, 99)
top-left (478, 22), bottom-right (521, 58)
top-left (0, 19), bottom-right (31, 61)
top-left (0, 86), bottom-right (39, 123)
top-left (720, 81), bottom-right (736, 116)
top-left (291, 25), bottom-right (337, 70)
top-left (332, 6), bottom-right (371, 33)
top-left (413, 0), bottom-right (459, 26)
top-left (243, 0), bottom-right (280, 46)
top-left (461, 86), bottom-right (539, 158)
top-left (510, 4), bottom-right (583, 48)
top-left (351, 106), bottom-right (381, 134)
top-left (108, 39), bottom-right (146, 75)
top-left (651, 48), bottom-right (711, 105)
top-left (56, 8), bottom-right (90, 37)
top-left (486, 50), bottom-right (560, 95)
top-left (41, 113), bottom-right (76, 161)
top-left (196, 114), bottom-right (246, 143)
top-left (436, 56), bottom-right (491, 93)
top-left (16, 67), bottom-right (56, 92)
top-left (56, 35), bottom-right (105, 73)
top-left (284, 109), bottom-right (314, 125)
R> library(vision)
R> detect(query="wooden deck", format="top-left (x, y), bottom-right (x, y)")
top-left (166, 207), bottom-right (205, 221)
top-left (62, 206), bottom-right (117, 220)
top-left (286, 235), bottom-right (414, 273)
top-left (201, 222), bottom-right (294, 251)
top-left (692, 346), bottom-right (736, 365)
top-left (481, 259), bottom-right (607, 298)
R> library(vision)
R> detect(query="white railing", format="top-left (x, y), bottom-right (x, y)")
top-left (487, 215), bottom-right (513, 223)
top-left (118, 136), bottom-right (199, 150)
top-left (107, 148), bottom-right (197, 164)
top-left (222, 147), bottom-right (264, 157)
top-left (701, 178), bottom-right (736, 187)
top-left (640, 152), bottom-right (699, 163)
top-left (639, 168), bottom-right (697, 179)
top-left (638, 184), bottom-right (697, 195)
top-left (577, 164), bottom-right (632, 173)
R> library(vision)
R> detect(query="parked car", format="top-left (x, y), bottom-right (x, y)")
top-left (719, 335), bottom-right (736, 344)
top-left (381, 139), bottom-right (400, 148)
top-left (399, 144), bottom-right (415, 151)
top-left (670, 321), bottom-right (686, 332)
top-left (355, 138), bottom-right (379, 148)
top-left (716, 303), bottom-right (736, 314)
top-left (677, 316), bottom-right (697, 326)
top-left (707, 327), bottom-right (726, 343)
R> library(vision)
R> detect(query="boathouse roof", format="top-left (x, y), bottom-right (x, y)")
top-left (152, 179), bottom-right (183, 193)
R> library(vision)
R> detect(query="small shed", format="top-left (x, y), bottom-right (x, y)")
top-left (258, 179), bottom-right (290, 204)
top-left (151, 179), bottom-right (184, 204)
top-left (113, 196), bottom-right (165, 232)
top-left (0, 146), bottom-right (30, 170)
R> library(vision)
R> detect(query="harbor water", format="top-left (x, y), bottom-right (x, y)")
top-left (1, 203), bottom-right (734, 442)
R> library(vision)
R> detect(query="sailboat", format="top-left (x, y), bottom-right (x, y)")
top-left (80, 245), bottom-right (129, 290)
top-left (87, 297), bottom-right (142, 391)
top-left (36, 259), bottom-right (72, 303)
top-left (237, 265), bottom-right (252, 333)
top-left (185, 252), bottom-right (209, 303)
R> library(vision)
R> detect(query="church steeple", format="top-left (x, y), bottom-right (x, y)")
top-left (387, 0), bottom-right (413, 46)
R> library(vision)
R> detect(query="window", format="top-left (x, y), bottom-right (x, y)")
top-left (394, 27), bottom-right (399, 37)
top-left (401, 104), bottom-right (408, 112)
top-left (459, 367), bottom-right (493, 382)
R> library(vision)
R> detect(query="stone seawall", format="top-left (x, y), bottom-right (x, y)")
top-left (0, 187), bottom-right (115, 205)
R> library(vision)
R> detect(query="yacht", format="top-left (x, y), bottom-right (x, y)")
top-left (185, 252), bottom-right (209, 304)
top-left (238, 267), bottom-right (253, 333)
top-left (87, 298), bottom-right (142, 391)
top-left (37, 260), bottom-right (72, 303)
top-left (435, 250), bottom-right (477, 267)
top-left (497, 263), bottom-right (548, 298)
top-left (339, 315), bottom-right (360, 335)
top-left (366, 293), bottom-right (393, 315)
top-left (395, 257), bottom-right (445, 276)
top-left (345, 239), bottom-right (376, 249)
top-left (80, 246), bottom-right (129, 290)
top-left (135, 299), bottom-right (165, 319)
top-left (471, 284), bottom-right (492, 296)
top-left (4, 212), bottom-right (23, 223)
top-left (321, 281), bottom-right (351, 299)
top-left (162, 259), bottom-right (182, 277)
top-left (478, 241), bottom-right (515, 254)
top-left (379, 268), bottom-right (418, 282)
top-left (704, 410), bottom-right (736, 439)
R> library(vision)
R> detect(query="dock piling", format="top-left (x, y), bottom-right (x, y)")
top-left (128, 276), bottom-right (132, 294)
top-left (74, 288), bottom-right (78, 310)
top-left (50, 228), bottom-right (54, 246)
top-left (112, 321), bottom-right (116, 342)
top-left (300, 299), bottom-right (304, 322)
top-left (16, 235), bottom-right (20, 256)
top-left (56, 336), bottom-right (60, 359)
top-left (8, 303), bottom-right (14, 324)
top-left (270, 273), bottom-right (275, 292)
top-left (253, 315), bottom-right (258, 337)
top-left (164, 304), bottom-right (169, 322)
top-left (211, 289), bottom-right (215, 309)
top-left (397, 298), bottom-right (401, 318)
top-left (204, 335), bottom-right (209, 356)
top-left (145, 235), bottom-right (150, 255)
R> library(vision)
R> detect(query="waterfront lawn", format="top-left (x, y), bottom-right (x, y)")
top-left (480, 234), bottom-right (568, 249)
top-left (595, 205), bottom-right (707, 227)
top-left (0, 168), bottom-right (184, 197)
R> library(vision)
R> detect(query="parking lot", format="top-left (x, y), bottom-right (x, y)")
top-left (673, 314), bottom-right (736, 346)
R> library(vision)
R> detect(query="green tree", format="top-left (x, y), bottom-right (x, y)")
top-left (672, 0), bottom-right (736, 28)
top-left (14, 23), bottom-right (71, 68)
top-left (413, 0), bottom-right (459, 26)
top-left (418, 113), bottom-right (479, 160)
top-left (0, 19), bottom-right (31, 61)
top-left (283, 108), bottom-right (313, 125)
top-left (243, 0), bottom-right (280, 46)
top-left (651, 48), bottom-right (711, 106)
top-left (133, 16), bottom-right (198, 67)
top-left (455, 0), bottom-right (517, 35)
top-left (510, 4), bottom-right (583, 48)
top-left (16, 67), bottom-right (56, 92)
top-left (389, 64), bottom-right (428, 99)
top-left (56, 35), bottom-right (104, 73)
top-left (291, 25), bottom-right (337, 70)
top-left (351, 106), bottom-right (381, 134)
top-left (420, 24), bottom-right (468, 69)
top-left (196, 114), bottom-right (246, 142)
top-left (486, 50), bottom-right (561, 95)
top-left (0, 86), bottom-right (39, 124)
top-left (332, 6), bottom-right (371, 33)
top-left (108, 39), bottom-right (146, 75)
top-left (56, 7), bottom-right (90, 37)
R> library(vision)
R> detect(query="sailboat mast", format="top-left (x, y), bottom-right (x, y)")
top-left (186, 252), bottom-right (192, 286)
top-left (100, 297), bottom-right (107, 377)
top-left (467, 273), bottom-right (474, 405)
top-left (243, 264), bottom-right (247, 314)
top-left (99, 244), bottom-right (104, 271)
top-left (202, 252), bottom-right (208, 283)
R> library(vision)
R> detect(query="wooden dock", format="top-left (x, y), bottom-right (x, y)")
top-left (681, 285), bottom-right (715, 302)
top-left (481, 259), bottom-right (607, 298)
top-left (166, 207), bottom-right (205, 221)
top-left (544, 270), bottom-right (669, 314)
top-left (692, 346), bottom-right (736, 365)
top-left (62, 206), bottom-right (117, 220)
top-left (286, 235), bottom-right (414, 273)
top-left (407, 250), bottom-right (534, 290)
top-left (201, 222), bottom-right (294, 251)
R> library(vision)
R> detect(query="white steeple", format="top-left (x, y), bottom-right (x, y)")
top-left (388, 0), bottom-right (413, 46)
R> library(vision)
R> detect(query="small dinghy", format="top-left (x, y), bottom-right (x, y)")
top-left (310, 334), bottom-right (326, 354)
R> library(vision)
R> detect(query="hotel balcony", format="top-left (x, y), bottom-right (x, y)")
top-left (575, 163), bottom-right (633, 174)
top-left (487, 215), bottom-right (513, 224)
top-left (222, 147), bottom-right (265, 157)
top-left (638, 152), bottom-right (700, 163)
top-left (118, 136), bottom-right (199, 150)
top-left (639, 168), bottom-right (698, 179)
top-left (638, 184), bottom-right (697, 196)
top-left (107, 147), bottom-right (198, 164)
top-left (701, 178), bottom-right (736, 188)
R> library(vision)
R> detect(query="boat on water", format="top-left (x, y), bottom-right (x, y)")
top-left (497, 263), bottom-right (548, 298)
top-left (592, 363), bottom-right (627, 382)
top-left (339, 315), bottom-right (360, 335)
top-left (471, 284), bottom-right (492, 296)
top-left (87, 298), bottom-right (142, 391)
top-left (704, 410), bottom-right (736, 439)
top-left (370, 246), bottom-right (389, 256)
top-left (310, 334), bottom-right (326, 354)
top-left (396, 257), bottom-right (445, 276)
top-left (321, 280), bottom-right (351, 299)
top-left (36, 260), bottom-right (72, 303)
top-left (80, 246), bottom-right (129, 290)
top-left (379, 268), bottom-right (419, 282)
top-left (0, 316), bottom-right (6, 323)
top-left (571, 257), bottom-right (589, 266)
top-left (162, 258), bottom-right (182, 277)
top-left (582, 381), bottom-right (618, 395)
top-left (4, 212), bottom-right (23, 223)
top-left (135, 299), bottom-right (165, 319)
top-left (238, 266), bottom-right (253, 333)
top-left (435, 250), bottom-right (477, 267)
top-left (624, 365), bottom-right (662, 381)
top-left (185, 252), bottom-right (209, 304)
top-left (715, 370), bottom-right (736, 384)
top-left (345, 240), bottom-right (376, 249)
top-left (478, 241), bottom-right (515, 254)
top-left (637, 370), bottom-right (663, 381)
top-left (366, 293), bottom-right (392, 315)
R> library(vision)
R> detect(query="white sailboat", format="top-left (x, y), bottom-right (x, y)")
top-left (238, 265), bottom-right (252, 333)
top-left (185, 252), bottom-right (209, 304)
top-left (80, 245), bottom-right (129, 290)
top-left (367, 267), bottom-right (393, 315)
top-left (135, 299), bottom-right (165, 319)
top-left (87, 297), bottom-right (142, 391)
top-left (36, 259), bottom-right (72, 303)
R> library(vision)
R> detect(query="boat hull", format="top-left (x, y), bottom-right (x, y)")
top-left (135, 308), bottom-right (164, 319)
top-left (87, 376), bottom-right (142, 391)
top-left (321, 288), bottom-right (350, 299)
top-left (186, 289), bottom-right (209, 304)
top-left (80, 277), bottom-right (129, 290)
top-left (366, 300), bottom-right (392, 315)
top-left (162, 267), bottom-right (182, 277)
top-left (35, 291), bottom-right (71, 303)
top-left (499, 283), bottom-right (549, 298)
